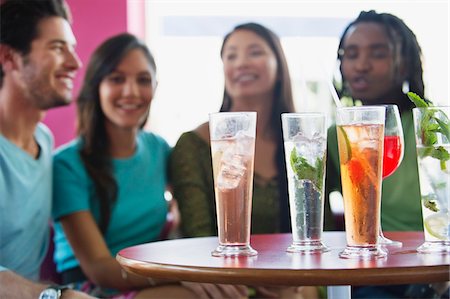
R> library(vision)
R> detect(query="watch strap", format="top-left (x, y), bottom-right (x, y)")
top-left (39, 285), bottom-right (69, 299)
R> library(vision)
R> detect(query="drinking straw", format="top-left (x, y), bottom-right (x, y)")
top-left (319, 62), bottom-right (342, 108)
top-left (328, 80), bottom-right (342, 108)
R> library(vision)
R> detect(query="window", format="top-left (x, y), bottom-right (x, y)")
top-left (141, 0), bottom-right (449, 145)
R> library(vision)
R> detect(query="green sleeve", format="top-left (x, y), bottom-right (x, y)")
top-left (380, 111), bottom-right (422, 231)
top-left (169, 132), bottom-right (217, 237)
top-left (324, 125), bottom-right (341, 230)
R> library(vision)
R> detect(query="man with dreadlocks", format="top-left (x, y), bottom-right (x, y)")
top-left (326, 10), bottom-right (423, 230)
top-left (325, 10), bottom-right (448, 299)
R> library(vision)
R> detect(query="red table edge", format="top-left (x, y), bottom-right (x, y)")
top-left (116, 254), bottom-right (449, 286)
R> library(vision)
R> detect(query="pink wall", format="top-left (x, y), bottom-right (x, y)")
top-left (43, 0), bottom-right (128, 147)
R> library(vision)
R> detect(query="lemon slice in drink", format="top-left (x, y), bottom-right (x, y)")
top-left (424, 213), bottom-right (448, 240)
top-left (337, 126), bottom-right (352, 164)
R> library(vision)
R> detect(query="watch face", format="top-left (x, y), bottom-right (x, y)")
top-left (39, 288), bottom-right (59, 299)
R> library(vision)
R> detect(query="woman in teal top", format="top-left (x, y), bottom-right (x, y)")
top-left (52, 33), bottom-right (168, 298)
top-left (52, 33), bottom-right (247, 299)
top-left (53, 132), bottom-right (170, 274)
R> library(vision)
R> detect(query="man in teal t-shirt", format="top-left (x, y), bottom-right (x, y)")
top-left (0, 1), bottom-right (92, 298)
top-left (0, 124), bottom-right (53, 280)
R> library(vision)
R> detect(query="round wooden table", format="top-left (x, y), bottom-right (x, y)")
top-left (117, 232), bottom-right (449, 298)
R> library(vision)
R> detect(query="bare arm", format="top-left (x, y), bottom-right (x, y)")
top-left (59, 211), bottom-right (172, 290)
top-left (0, 271), bottom-right (47, 299)
top-left (60, 210), bottom-right (247, 298)
top-left (0, 271), bottom-right (94, 299)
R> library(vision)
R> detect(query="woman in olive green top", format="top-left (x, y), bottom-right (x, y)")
top-left (170, 22), bottom-right (323, 299)
top-left (170, 22), bottom-right (295, 238)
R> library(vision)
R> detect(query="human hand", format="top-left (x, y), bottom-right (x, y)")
top-left (181, 281), bottom-right (248, 298)
top-left (252, 286), bottom-right (279, 298)
top-left (252, 286), bottom-right (319, 298)
top-left (62, 289), bottom-right (97, 299)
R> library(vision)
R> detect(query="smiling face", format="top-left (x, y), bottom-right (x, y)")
top-left (221, 29), bottom-right (278, 103)
top-left (340, 22), bottom-right (400, 104)
top-left (99, 48), bottom-right (155, 131)
top-left (19, 16), bottom-right (81, 110)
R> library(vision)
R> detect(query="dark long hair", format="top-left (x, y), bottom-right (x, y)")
top-left (337, 10), bottom-right (424, 112)
top-left (77, 33), bottom-right (156, 233)
top-left (220, 22), bottom-right (295, 232)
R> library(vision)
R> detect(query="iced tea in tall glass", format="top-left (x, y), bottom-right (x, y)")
top-left (209, 112), bottom-right (257, 257)
top-left (336, 106), bottom-right (387, 259)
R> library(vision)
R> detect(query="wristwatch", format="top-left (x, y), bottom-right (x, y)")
top-left (38, 285), bottom-right (68, 299)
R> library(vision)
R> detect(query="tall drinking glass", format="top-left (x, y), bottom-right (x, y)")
top-left (379, 104), bottom-right (404, 247)
top-left (336, 106), bottom-right (387, 259)
top-left (209, 112), bottom-right (257, 257)
top-left (282, 113), bottom-right (329, 253)
top-left (413, 106), bottom-right (450, 254)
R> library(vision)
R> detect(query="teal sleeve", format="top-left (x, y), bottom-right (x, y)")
top-left (52, 144), bottom-right (91, 220)
top-left (145, 132), bottom-right (171, 183)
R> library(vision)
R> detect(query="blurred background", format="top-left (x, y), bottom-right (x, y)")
top-left (44, 0), bottom-right (449, 147)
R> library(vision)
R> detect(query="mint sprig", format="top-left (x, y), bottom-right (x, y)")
top-left (407, 91), bottom-right (429, 107)
top-left (407, 91), bottom-right (450, 171)
top-left (290, 147), bottom-right (324, 190)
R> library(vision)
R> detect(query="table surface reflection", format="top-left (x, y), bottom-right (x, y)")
top-left (116, 232), bottom-right (449, 286)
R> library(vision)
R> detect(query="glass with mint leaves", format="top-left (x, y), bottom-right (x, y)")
top-left (409, 92), bottom-right (450, 254)
top-left (281, 113), bottom-right (329, 253)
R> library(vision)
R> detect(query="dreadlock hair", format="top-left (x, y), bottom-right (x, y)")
top-left (336, 10), bottom-right (424, 111)
top-left (77, 33), bottom-right (156, 234)
top-left (219, 22), bottom-right (295, 232)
